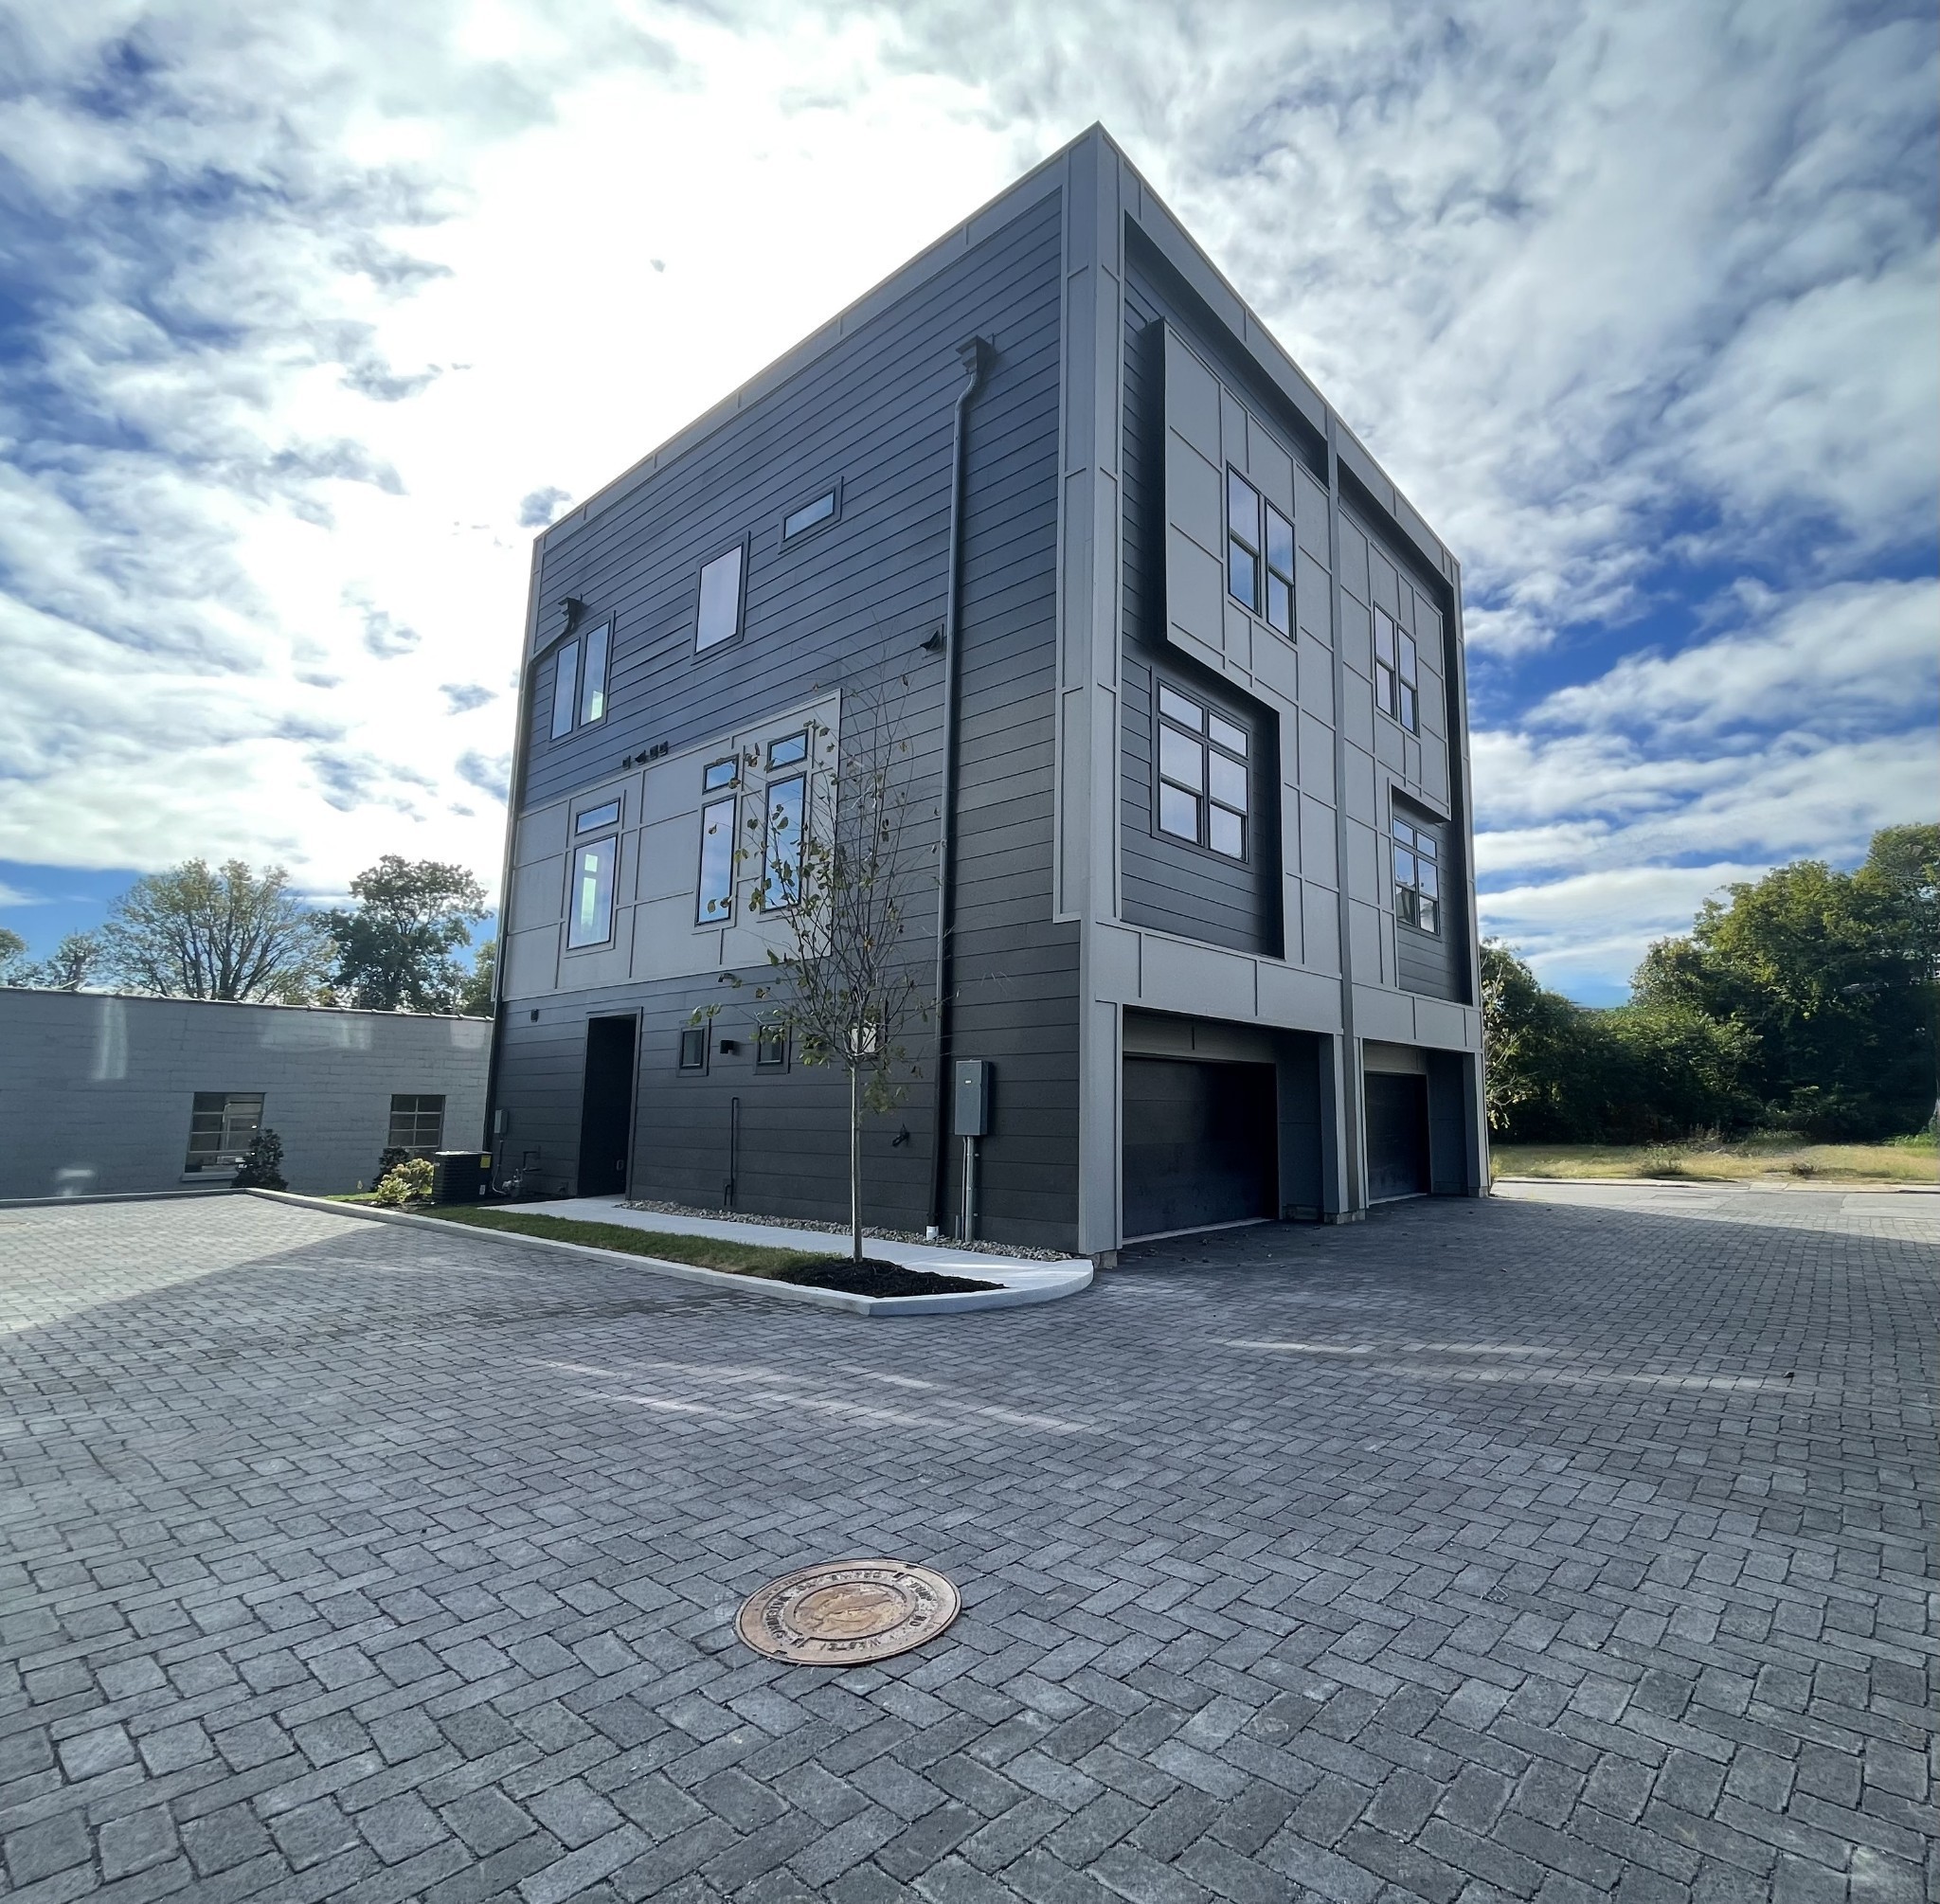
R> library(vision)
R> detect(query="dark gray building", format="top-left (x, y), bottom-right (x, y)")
top-left (0, 989), bottom-right (491, 1202)
top-left (489, 125), bottom-right (1486, 1257)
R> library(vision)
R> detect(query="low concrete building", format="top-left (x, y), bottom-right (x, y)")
top-left (0, 989), bottom-right (491, 1201)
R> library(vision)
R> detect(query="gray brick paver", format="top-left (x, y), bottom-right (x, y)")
top-left (2, 1188), bottom-right (1931, 1899)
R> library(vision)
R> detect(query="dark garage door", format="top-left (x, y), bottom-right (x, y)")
top-left (1365, 1071), bottom-right (1428, 1201)
top-left (1123, 1057), bottom-right (1277, 1239)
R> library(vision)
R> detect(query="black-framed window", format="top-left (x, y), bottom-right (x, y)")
top-left (695, 544), bottom-right (745, 653)
top-left (566, 835), bottom-right (618, 948)
top-left (1155, 682), bottom-right (1248, 860)
top-left (758, 774), bottom-right (806, 910)
top-left (766, 730), bottom-right (808, 768)
top-left (781, 485), bottom-right (839, 544)
top-left (755, 1023), bottom-right (789, 1070)
top-left (678, 1024), bottom-right (710, 1071)
top-left (549, 620), bottom-right (611, 739)
top-left (1226, 470), bottom-right (1293, 637)
top-left (387, 1094), bottom-right (445, 1155)
top-left (185, 1091), bottom-right (263, 1173)
top-left (1392, 814), bottom-right (1441, 934)
top-left (575, 799), bottom-right (620, 835)
top-left (696, 761), bottom-right (738, 924)
top-left (1374, 607), bottom-right (1419, 733)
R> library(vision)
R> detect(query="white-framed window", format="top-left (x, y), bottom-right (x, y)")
top-left (1392, 814), bottom-right (1441, 934)
top-left (695, 545), bottom-right (745, 653)
top-left (185, 1091), bottom-right (263, 1173)
top-left (1226, 468), bottom-right (1293, 637)
top-left (1374, 607), bottom-right (1419, 733)
top-left (566, 835), bottom-right (618, 948)
top-left (1155, 682), bottom-right (1249, 860)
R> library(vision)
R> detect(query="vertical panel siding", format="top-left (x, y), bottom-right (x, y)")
top-left (497, 190), bottom-right (1078, 1250)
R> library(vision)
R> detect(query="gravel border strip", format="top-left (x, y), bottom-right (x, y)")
top-left (621, 1198), bottom-right (1069, 1260)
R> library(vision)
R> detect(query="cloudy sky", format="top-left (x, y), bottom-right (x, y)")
top-left (1, 0), bottom-right (1934, 1001)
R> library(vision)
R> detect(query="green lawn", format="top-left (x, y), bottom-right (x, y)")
top-left (1492, 1135), bottom-right (1936, 1186)
top-left (403, 1204), bottom-right (830, 1278)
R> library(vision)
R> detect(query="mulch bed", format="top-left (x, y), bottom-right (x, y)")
top-left (773, 1256), bottom-right (1000, 1298)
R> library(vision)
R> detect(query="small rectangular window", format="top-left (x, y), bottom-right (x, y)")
top-left (766, 730), bottom-right (808, 769)
top-left (695, 545), bottom-right (745, 653)
top-left (387, 1094), bottom-right (446, 1155)
top-left (703, 758), bottom-right (738, 793)
top-left (1264, 505), bottom-right (1294, 635)
top-left (678, 1024), bottom-right (709, 1071)
top-left (1159, 726), bottom-right (1204, 792)
top-left (550, 641), bottom-right (580, 740)
top-left (185, 1091), bottom-right (264, 1173)
top-left (696, 793), bottom-right (737, 923)
top-left (781, 487), bottom-right (838, 542)
top-left (1227, 470), bottom-right (1261, 612)
top-left (759, 774), bottom-right (807, 910)
top-left (1398, 632), bottom-right (1420, 732)
top-left (755, 1023), bottom-right (788, 1069)
top-left (578, 621), bottom-right (609, 726)
top-left (566, 837), bottom-right (617, 948)
top-left (1158, 685), bottom-right (1202, 729)
top-left (575, 799), bottom-right (620, 835)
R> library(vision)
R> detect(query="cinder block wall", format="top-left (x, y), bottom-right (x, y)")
top-left (0, 991), bottom-right (491, 1200)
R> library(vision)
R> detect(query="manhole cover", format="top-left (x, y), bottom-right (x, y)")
top-left (736, 1558), bottom-right (961, 1665)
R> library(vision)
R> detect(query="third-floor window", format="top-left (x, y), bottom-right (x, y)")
top-left (1156, 682), bottom-right (1249, 861)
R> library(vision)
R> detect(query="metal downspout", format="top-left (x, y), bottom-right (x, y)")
top-left (926, 335), bottom-right (993, 1235)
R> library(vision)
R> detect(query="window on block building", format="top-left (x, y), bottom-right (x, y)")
top-left (184, 1091), bottom-right (264, 1174)
top-left (387, 1094), bottom-right (446, 1155)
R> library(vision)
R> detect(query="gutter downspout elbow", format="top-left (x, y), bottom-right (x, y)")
top-left (927, 334), bottom-right (993, 1235)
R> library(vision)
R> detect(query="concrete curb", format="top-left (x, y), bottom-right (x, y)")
top-left (0, 1187), bottom-right (242, 1211)
top-left (244, 1191), bottom-right (1092, 1318)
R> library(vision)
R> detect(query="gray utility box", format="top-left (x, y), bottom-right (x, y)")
top-left (431, 1152), bottom-right (492, 1204)
top-left (952, 1060), bottom-right (992, 1138)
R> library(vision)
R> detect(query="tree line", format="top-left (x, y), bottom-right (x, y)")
top-left (1483, 823), bottom-right (1939, 1144)
top-left (0, 857), bottom-right (497, 1016)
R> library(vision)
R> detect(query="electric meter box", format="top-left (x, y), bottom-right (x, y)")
top-left (952, 1059), bottom-right (992, 1138)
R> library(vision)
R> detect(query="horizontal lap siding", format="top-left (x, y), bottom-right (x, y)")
top-left (502, 189), bottom-right (1078, 1249)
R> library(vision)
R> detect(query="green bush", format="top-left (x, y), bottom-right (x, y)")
top-left (232, 1128), bottom-right (288, 1192)
top-left (372, 1157), bottom-right (435, 1206)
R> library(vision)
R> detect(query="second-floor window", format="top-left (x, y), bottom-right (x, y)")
top-left (566, 835), bottom-right (617, 947)
top-left (1226, 469), bottom-right (1293, 636)
top-left (696, 759), bottom-right (738, 923)
top-left (1156, 682), bottom-right (1249, 861)
top-left (549, 620), bottom-right (610, 740)
top-left (1373, 608), bottom-right (1419, 733)
top-left (695, 545), bottom-right (745, 653)
top-left (1392, 814), bottom-right (1440, 934)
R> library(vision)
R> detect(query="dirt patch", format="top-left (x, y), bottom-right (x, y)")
top-left (773, 1256), bottom-right (1001, 1298)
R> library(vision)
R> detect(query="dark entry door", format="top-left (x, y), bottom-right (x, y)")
top-left (1123, 1057), bottom-right (1277, 1238)
top-left (578, 1016), bottom-right (637, 1196)
top-left (1365, 1072), bottom-right (1428, 1201)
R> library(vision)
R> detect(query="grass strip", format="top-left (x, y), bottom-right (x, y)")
top-left (410, 1205), bottom-right (827, 1278)
top-left (1492, 1139), bottom-right (1936, 1185)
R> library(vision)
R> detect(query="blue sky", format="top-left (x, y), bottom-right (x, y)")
top-left (1, 1), bottom-right (1934, 1003)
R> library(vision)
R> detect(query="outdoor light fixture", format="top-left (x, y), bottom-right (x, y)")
top-left (560, 595), bottom-right (586, 636)
top-left (920, 623), bottom-right (946, 654)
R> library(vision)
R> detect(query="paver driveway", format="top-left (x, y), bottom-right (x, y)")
top-left (1, 1188), bottom-right (1933, 1904)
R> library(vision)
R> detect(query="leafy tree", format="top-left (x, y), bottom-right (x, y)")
top-left (232, 1128), bottom-right (288, 1192)
top-left (1601, 999), bottom-right (1758, 1141)
top-left (100, 860), bottom-right (328, 1002)
top-left (27, 932), bottom-right (107, 992)
top-left (0, 926), bottom-right (27, 984)
top-left (457, 939), bottom-right (496, 1017)
top-left (327, 856), bottom-right (488, 1012)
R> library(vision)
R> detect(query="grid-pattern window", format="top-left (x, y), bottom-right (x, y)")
top-left (387, 1094), bottom-right (445, 1155)
top-left (755, 1024), bottom-right (789, 1069)
top-left (185, 1091), bottom-right (263, 1173)
top-left (1226, 469), bottom-right (1293, 636)
top-left (1392, 815), bottom-right (1441, 934)
top-left (1373, 608), bottom-right (1420, 733)
top-left (695, 546), bottom-right (745, 652)
top-left (566, 835), bottom-right (617, 948)
top-left (1155, 682), bottom-right (1249, 860)
top-left (696, 761), bottom-right (739, 923)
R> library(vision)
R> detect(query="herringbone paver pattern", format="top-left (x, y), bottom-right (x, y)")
top-left (1, 1187), bottom-right (1933, 1902)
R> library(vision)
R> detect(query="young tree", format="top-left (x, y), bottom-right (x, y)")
top-left (727, 675), bottom-right (938, 1262)
top-left (327, 856), bottom-right (488, 1012)
top-left (100, 860), bottom-right (329, 1001)
top-left (0, 926), bottom-right (27, 985)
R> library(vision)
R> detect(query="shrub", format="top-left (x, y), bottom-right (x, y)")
top-left (373, 1145), bottom-right (412, 1190)
top-left (232, 1128), bottom-right (288, 1192)
top-left (372, 1157), bottom-right (435, 1206)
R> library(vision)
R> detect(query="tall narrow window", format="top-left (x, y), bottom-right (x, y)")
top-left (1397, 630), bottom-right (1419, 733)
top-left (578, 621), bottom-right (609, 726)
top-left (550, 640), bottom-right (580, 740)
top-left (695, 545), bottom-right (745, 653)
top-left (1227, 470), bottom-right (1261, 612)
top-left (759, 774), bottom-right (806, 910)
top-left (696, 778), bottom-right (737, 922)
top-left (1373, 608), bottom-right (1396, 719)
top-left (1155, 682), bottom-right (1249, 860)
top-left (1392, 815), bottom-right (1441, 934)
top-left (1264, 504), bottom-right (1294, 635)
top-left (566, 836), bottom-right (617, 947)
top-left (185, 1091), bottom-right (264, 1173)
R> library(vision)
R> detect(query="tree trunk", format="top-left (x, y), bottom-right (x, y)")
top-left (849, 1061), bottom-right (863, 1263)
